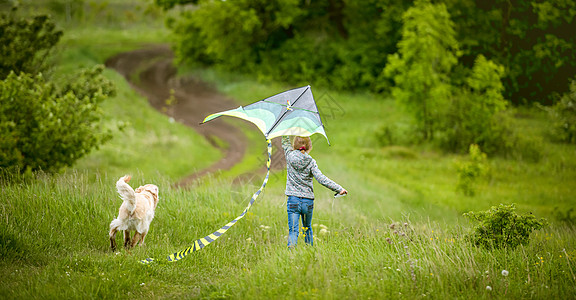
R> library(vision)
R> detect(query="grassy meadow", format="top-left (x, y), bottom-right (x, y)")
top-left (2, 1), bottom-right (576, 299)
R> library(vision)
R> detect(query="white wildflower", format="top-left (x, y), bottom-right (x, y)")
top-left (319, 228), bottom-right (329, 235)
top-left (486, 286), bottom-right (492, 291)
top-left (502, 270), bottom-right (509, 277)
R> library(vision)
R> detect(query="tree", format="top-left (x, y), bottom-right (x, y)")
top-left (170, 0), bottom-right (303, 71)
top-left (0, 66), bottom-right (116, 173)
top-left (0, 8), bottom-right (63, 79)
top-left (165, 0), bottom-right (410, 91)
top-left (442, 55), bottom-right (509, 154)
top-left (382, 1), bottom-right (513, 154)
top-left (0, 8), bottom-right (119, 173)
top-left (382, 0), bottom-right (459, 140)
top-left (543, 78), bottom-right (576, 143)
top-left (444, 0), bottom-right (576, 104)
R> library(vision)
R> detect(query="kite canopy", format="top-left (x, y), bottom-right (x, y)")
top-left (202, 85), bottom-right (330, 144)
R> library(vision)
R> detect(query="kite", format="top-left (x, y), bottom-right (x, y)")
top-left (140, 85), bottom-right (328, 264)
top-left (203, 85), bottom-right (329, 144)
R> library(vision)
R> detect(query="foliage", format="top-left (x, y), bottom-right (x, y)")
top-left (381, 1), bottom-right (513, 155)
top-left (154, 0), bottom-right (197, 10)
top-left (0, 66), bottom-right (116, 173)
top-left (456, 144), bottom-right (488, 196)
top-left (170, 0), bottom-right (303, 71)
top-left (543, 79), bottom-right (576, 143)
top-left (464, 204), bottom-right (547, 249)
top-left (382, 0), bottom-right (459, 141)
top-left (162, 0), bottom-right (576, 104)
top-left (0, 7), bottom-right (63, 79)
top-left (441, 55), bottom-right (510, 154)
top-left (553, 207), bottom-right (576, 226)
top-left (167, 0), bottom-right (410, 91)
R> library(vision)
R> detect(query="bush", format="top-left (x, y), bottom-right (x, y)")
top-left (456, 144), bottom-right (488, 196)
top-left (0, 8), bottom-right (63, 79)
top-left (440, 55), bottom-right (510, 155)
top-left (463, 204), bottom-right (547, 249)
top-left (0, 66), bottom-right (116, 173)
top-left (544, 79), bottom-right (576, 144)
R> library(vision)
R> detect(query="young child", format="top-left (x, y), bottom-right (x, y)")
top-left (282, 135), bottom-right (347, 248)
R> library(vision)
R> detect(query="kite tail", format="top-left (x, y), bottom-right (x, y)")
top-left (140, 139), bottom-right (272, 264)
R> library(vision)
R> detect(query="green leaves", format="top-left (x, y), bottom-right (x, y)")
top-left (464, 204), bottom-right (547, 249)
top-left (0, 67), bottom-right (116, 173)
top-left (162, 0), bottom-right (575, 104)
top-left (0, 9), bottom-right (117, 174)
top-left (171, 0), bottom-right (303, 71)
top-left (456, 144), bottom-right (489, 196)
top-left (0, 10), bottom-right (63, 79)
top-left (543, 79), bottom-right (576, 143)
top-left (383, 0), bottom-right (459, 140)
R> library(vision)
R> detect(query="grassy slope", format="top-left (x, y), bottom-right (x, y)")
top-left (2, 2), bottom-right (576, 299)
top-left (52, 13), bottom-right (221, 181)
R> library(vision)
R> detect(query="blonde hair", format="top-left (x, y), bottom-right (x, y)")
top-left (292, 136), bottom-right (312, 153)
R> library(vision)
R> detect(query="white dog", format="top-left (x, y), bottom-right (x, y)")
top-left (109, 175), bottom-right (159, 251)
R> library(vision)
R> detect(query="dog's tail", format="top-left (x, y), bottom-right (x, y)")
top-left (116, 175), bottom-right (136, 212)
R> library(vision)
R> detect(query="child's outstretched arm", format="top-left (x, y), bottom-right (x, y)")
top-left (311, 161), bottom-right (346, 195)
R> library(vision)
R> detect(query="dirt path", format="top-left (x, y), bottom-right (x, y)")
top-left (105, 45), bottom-right (252, 187)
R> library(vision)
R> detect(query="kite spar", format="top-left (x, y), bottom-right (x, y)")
top-left (140, 85), bottom-right (328, 264)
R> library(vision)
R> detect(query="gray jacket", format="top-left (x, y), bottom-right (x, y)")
top-left (282, 136), bottom-right (343, 199)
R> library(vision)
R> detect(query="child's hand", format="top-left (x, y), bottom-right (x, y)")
top-left (338, 189), bottom-right (348, 195)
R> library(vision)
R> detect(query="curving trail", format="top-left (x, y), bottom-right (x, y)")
top-left (105, 45), bottom-right (251, 187)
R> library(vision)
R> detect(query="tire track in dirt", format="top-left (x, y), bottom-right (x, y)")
top-left (105, 45), bottom-right (249, 187)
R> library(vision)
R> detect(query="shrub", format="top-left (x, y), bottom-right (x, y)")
top-left (544, 79), bottom-right (576, 144)
top-left (441, 55), bottom-right (510, 155)
top-left (0, 8), bottom-right (63, 79)
top-left (463, 204), bottom-right (547, 249)
top-left (456, 144), bottom-right (488, 196)
top-left (0, 66), bottom-right (116, 173)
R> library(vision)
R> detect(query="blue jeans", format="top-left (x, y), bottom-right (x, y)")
top-left (287, 196), bottom-right (314, 247)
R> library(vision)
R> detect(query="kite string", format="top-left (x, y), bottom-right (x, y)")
top-left (140, 139), bottom-right (272, 264)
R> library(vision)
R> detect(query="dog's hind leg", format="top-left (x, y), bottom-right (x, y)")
top-left (130, 232), bottom-right (142, 248)
top-left (139, 231), bottom-right (148, 246)
top-left (123, 231), bottom-right (131, 249)
top-left (109, 227), bottom-right (118, 251)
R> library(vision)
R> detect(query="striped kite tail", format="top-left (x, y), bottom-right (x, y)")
top-left (140, 139), bottom-right (272, 264)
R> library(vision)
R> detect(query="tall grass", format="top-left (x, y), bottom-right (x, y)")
top-left (1, 171), bottom-right (575, 298)
top-left (2, 1), bottom-right (576, 299)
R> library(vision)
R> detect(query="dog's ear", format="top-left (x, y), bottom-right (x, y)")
top-left (144, 185), bottom-right (159, 197)
top-left (145, 185), bottom-right (159, 208)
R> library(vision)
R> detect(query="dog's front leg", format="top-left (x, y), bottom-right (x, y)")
top-left (123, 231), bottom-right (131, 249)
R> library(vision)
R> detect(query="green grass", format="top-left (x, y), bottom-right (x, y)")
top-left (1, 171), bottom-right (575, 299)
top-left (2, 1), bottom-right (576, 299)
top-left (41, 4), bottom-right (221, 182)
